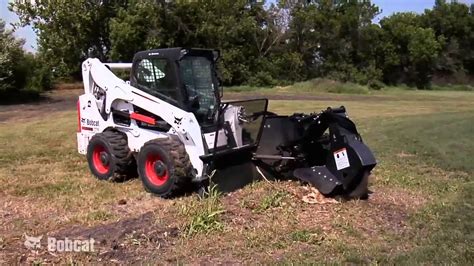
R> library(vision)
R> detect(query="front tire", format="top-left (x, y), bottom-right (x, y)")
top-left (137, 136), bottom-right (193, 198)
top-left (87, 131), bottom-right (135, 181)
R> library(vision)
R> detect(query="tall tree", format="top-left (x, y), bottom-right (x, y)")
top-left (286, 0), bottom-right (380, 81)
top-left (381, 13), bottom-right (441, 88)
top-left (421, 0), bottom-right (474, 81)
top-left (0, 19), bottom-right (27, 93)
top-left (12, 0), bottom-right (126, 78)
top-left (109, 0), bottom-right (274, 85)
top-left (109, 0), bottom-right (160, 61)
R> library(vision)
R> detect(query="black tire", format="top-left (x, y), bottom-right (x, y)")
top-left (137, 135), bottom-right (193, 198)
top-left (86, 131), bottom-right (136, 182)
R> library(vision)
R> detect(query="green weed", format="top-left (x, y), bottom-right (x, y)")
top-left (183, 184), bottom-right (225, 236)
top-left (257, 191), bottom-right (287, 212)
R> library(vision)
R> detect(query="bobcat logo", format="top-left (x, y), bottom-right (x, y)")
top-left (174, 116), bottom-right (183, 125)
top-left (24, 235), bottom-right (42, 250)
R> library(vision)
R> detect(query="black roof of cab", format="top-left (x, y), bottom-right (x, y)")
top-left (132, 48), bottom-right (219, 63)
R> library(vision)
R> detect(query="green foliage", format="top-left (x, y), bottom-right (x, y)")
top-left (0, 19), bottom-right (51, 101)
top-left (0, 20), bottom-right (25, 93)
top-left (12, 0), bottom-right (126, 78)
top-left (367, 79), bottom-right (384, 90)
top-left (183, 184), bottom-right (225, 236)
top-left (9, 0), bottom-right (474, 90)
top-left (257, 191), bottom-right (287, 212)
top-left (422, 0), bottom-right (474, 79)
top-left (247, 71), bottom-right (277, 87)
top-left (109, 0), bottom-right (160, 61)
top-left (380, 13), bottom-right (443, 88)
top-left (22, 53), bottom-right (53, 92)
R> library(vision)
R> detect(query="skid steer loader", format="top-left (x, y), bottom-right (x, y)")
top-left (77, 48), bottom-right (376, 198)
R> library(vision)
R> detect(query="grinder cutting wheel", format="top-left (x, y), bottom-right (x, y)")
top-left (254, 106), bottom-right (376, 198)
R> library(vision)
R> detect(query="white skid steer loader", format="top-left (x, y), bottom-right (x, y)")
top-left (77, 48), bottom-right (376, 198)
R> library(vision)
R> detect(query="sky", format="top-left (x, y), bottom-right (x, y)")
top-left (1, 0), bottom-right (474, 53)
top-left (0, 0), bottom-right (38, 52)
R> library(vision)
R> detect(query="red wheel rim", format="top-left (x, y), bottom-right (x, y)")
top-left (145, 154), bottom-right (169, 186)
top-left (92, 144), bottom-right (110, 174)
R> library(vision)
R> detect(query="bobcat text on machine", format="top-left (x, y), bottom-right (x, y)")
top-left (77, 48), bottom-right (376, 198)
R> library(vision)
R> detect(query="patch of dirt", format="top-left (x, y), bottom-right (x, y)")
top-left (51, 211), bottom-right (179, 263)
top-left (107, 194), bottom-right (170, 218)
top-left (219, 180), bottom-right (427, 262)
top-left (0, 179), bottom-right (429, 264)
top-left (0, 195), bottom-right (66, 264)
top-left (0, 195), bottom-right (63, 237)
top-left (2, 210), bottom-right (180, 264)
top-left (0, 192), bottom-right (182, 264)
top-left (221, 179), bottom-right (427, 236)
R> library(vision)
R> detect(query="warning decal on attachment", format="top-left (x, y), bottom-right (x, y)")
top-left (334, 148), bottom-right (350, 170)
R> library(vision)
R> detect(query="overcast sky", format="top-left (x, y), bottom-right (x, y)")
top-left (1, 0), bottom-right (474, 53)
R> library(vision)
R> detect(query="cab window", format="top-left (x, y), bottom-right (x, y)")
top-left (180, 56), bottom-right (217, 119)
top-left (135, 58), bottom-right (178, 102)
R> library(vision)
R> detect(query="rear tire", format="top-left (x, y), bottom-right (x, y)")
top-left (87, 131), bottom-right (136, 181)
top-left (137, 136), bottom-right (193, 198)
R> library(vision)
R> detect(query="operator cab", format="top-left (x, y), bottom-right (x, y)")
top-left (130, 48), bottom-right (221, 126)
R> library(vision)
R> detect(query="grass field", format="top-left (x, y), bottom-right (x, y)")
top-left (0, 87), bottom-right (472, 263)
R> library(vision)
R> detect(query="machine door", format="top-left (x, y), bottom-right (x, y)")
top-left (132, 58), bottom-right (182, 106)
top-left (180, 56), bottom-right (219, 125)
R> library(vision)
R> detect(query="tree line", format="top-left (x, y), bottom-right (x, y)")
top-left (3, 0), bottom-right (474, 97)
top-left (0, 20), bottom-right (51, 101)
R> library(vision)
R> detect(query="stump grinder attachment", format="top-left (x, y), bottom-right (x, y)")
top-left (77, 48), bottom-right (377, 198)
top-left (255, 106), bottom-right (376, 198)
